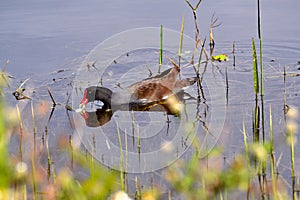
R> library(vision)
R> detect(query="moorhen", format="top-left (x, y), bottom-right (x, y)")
top-left (79, 59), bottom-right (197, 119)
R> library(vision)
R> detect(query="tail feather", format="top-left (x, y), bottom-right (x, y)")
top-left (174, 77), bottom-right (198, 89)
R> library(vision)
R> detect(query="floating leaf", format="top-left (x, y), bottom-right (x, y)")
top-left (212, 54), bottom-right (229, 62)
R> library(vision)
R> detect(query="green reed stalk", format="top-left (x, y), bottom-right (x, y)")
top-left (225, 67), bottom-right (229, 104)
top-left (52, 162), bottom-right (57, 185)
top-left (232, 42), bottom-right (236, 68)
top-left (291, 139), bottom-right (295, 199)
top-left (252, 38), bottom-right (259, 95)
top-left (137, 125), bottom-right (141, 161)
top-left (257, 0), bottom-right (264, 96)
top-left (159, 25), bottom-right (163, 73)
top-left (197, 38), bottom-right (206, 73)
top-left (45, 126), bottom-right (52, 181)
top-left (124, 130), bottom-right (128, 192)
top-left (253, 103), bottom-right (260, 143)
top-left (16, 104), bottom-right (23, 130)
top-left (252, 38), bottom-right (260, 144)
top-left (257, 0), bottom-right (267, 192)
top-left (178, 16), bottom-right (184, 66)
top-left (47, 87), bottom-right (56, 106)
top-left (69, 135), bottom-right (74, 168)
top-left (283, 66), bottom-right (287, 120)
top-left (257, 0), bottom-right (266, 142)
top-left (288, 125), bottom-right (296, 199)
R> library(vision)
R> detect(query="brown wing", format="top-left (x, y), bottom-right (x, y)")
top-left (132, 81), bottom-right (173, 103)
top-left (132, 82), bottom-right (182, 115)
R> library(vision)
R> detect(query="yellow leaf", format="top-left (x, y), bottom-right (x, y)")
top-left (212, 54), bottom-right (229, 62)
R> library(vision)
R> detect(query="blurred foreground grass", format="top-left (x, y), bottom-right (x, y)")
top-left (0, 80), bottom-right (120, 199)
top-left (0, 75), bottom-right (296, 199)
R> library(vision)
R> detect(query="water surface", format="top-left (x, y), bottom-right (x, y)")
top-left (1, 0), bottom-right (300, 198)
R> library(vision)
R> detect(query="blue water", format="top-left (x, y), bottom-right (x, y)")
top-left (1, 0), bottom-right (299, 77)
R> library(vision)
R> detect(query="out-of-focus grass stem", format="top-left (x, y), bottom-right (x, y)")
top-left (269, 105), bottom-right (278, 200)
top-left (16, 104), bottom-right (23, 161)
top-left (31, 101), bottom-right (37, 155)
top-left (31, 155), bottom-right (37, 200)
top-left (178, 16), bottom-right (184, 67)
top-left (117, 124), bottom-right (125, 190)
